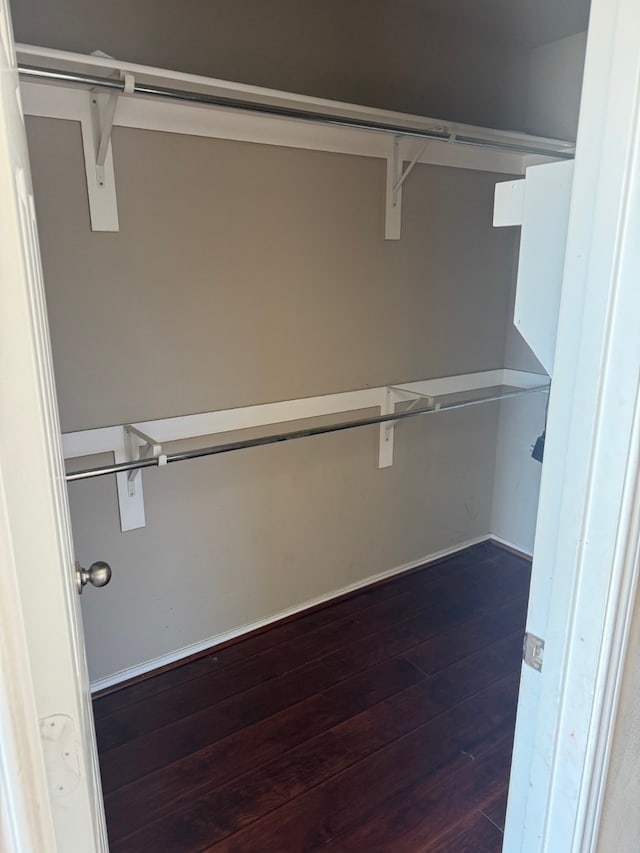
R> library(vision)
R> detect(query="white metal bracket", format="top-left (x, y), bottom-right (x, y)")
top-left (91, 73), bottom-right (133, 188)
top-left (124, 424), bottom-right (162, 496)
top-left (385, 137), bottom-right (428, 240)
top-left (80, 71), bottom-right (133, 231)
top-left (90, 90), bottom-right (118, 189)
top-left (378, 386), bottom-right (435, 467)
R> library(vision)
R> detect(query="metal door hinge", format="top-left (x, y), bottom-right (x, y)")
top-left (523, 632), bottom-right (545, 672)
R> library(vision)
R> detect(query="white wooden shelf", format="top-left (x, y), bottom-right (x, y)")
top-left (17, 43), bottom-right (574, 237)
top-left (62, 369), bottom-right (548, 532)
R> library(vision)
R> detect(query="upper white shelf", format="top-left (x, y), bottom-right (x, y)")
top-left (17, 43), bottom-right (575, 236)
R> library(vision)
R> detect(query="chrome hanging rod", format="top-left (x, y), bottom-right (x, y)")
top-left (65, 385), bottom-right (549, 483)
top-left (18, 64), bottom-right (574, 160)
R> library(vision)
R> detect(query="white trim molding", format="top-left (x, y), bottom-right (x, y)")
top-left (490, 535), bottom-right (534, 559)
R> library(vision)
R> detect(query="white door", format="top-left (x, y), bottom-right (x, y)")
top-left (0, 2), bottom-right (107, 851)
top-left (504, 0), bottom-right (640, 851)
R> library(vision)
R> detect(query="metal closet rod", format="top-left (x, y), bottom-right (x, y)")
top-left (65, 385), bottom-right (549, 483)
top-left (18, 64), bottom-right (574, 160)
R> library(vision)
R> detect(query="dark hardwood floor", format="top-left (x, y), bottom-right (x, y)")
top-left (94, 541), bottom-right (530, 852)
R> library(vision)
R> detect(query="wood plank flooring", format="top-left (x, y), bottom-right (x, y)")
top-left (94, 541), bottom-right (530, 852)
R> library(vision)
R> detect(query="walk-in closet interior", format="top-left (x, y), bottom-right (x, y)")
top-left (13, 0), bottom-right (590, 848)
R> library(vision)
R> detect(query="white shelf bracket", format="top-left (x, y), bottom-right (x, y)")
top-left (378, 386), bottom-right (435, 468)
top-left (123, 424), bottom-right (162, 496)
top-left (81, 71), bottom-right (133, 232)
top-left (91, 91), bottom-right (118, 189)
top-left (91, 72), bottom-right (133, 186)
top-left (392, 144), bottom-right (428, 196)
top-left (385, 138), bottom-right (428, 240)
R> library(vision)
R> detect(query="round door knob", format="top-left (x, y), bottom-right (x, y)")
top-left (76, 560), bottom-right (112, 594)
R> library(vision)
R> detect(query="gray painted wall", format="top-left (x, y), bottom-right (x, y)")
top-left (30, 122), bottom-right (517, 433)
top-left (27, 117), bottom-right (516, 682)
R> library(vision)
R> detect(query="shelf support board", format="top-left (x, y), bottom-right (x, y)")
top-left (385, 137), bottom-right (403, 240)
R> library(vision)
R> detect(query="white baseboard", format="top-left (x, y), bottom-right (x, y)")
top-left (490, 534), bottom-right (534, 558)
top-left (89, 534), bottom-right (491, 693)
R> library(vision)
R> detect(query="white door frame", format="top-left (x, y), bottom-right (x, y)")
top-left (0, 0), bottom-right (639, 851)
top-left (504, 0), bottom-right (640, 850)
top-left (0, 0), bottom-right (106, 850)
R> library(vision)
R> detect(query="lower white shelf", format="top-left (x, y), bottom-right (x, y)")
top-left (62, 369), bottom-right (548, 532)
